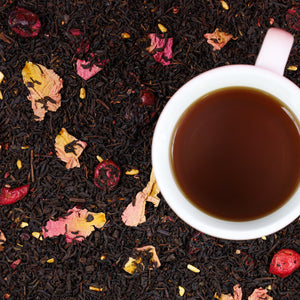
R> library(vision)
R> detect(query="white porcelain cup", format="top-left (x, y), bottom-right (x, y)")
top-left (152, 28), bottom-right (300, 240)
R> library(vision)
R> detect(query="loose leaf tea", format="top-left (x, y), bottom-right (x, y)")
top-left (42, 207), bottom-right (106, 243)
top-left (22, 61), bottom-right (63, 121)
top-left (55, 128), bottom-right (87, 169)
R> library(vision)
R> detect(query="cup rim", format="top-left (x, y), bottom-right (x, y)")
top-left (152, 64), bottom-right (300, 240)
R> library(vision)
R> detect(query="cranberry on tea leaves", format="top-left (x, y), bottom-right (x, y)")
top-left (141, 89), bottom-right (155, 106)
top-left (8, 7), bottom-right (41, 38)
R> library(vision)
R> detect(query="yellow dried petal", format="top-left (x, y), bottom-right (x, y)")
top-left (16, 243), bottom-right (23, 247)
top-left (32, 232), bottom-right (41, 239)
top-left (80, 87), bottom-right (86, 99)
top-left (21, 146), bottom-right (29, 149)
top-left (0, 71), bottom-right (4, 84)
top-left (287, 65), bottom-right (297, 71)
top-left (100, 255), bottom-right (106, 260)
top-left (123, 257), bottom-right (143, 274)
top-left (89, 286), bottom-right (103, 292)
top-left (47, 258), bottom-right (55, 263)
top-left (221, 0), bottom-right (229, 10)
top-left (125, 169), bottom-right (139, 175)
top-left (261, 236), bottom-right (267, 240)
top-left (158, 23), bottom-right (167, 33)
top-left (96, 155), bottom-right (104, 163)
top-left (178, 286), bottom-right (185, 296)
top-left (121, 32), bottom-right (130, 39)
top-left (16, 159), bottom-right (22, 169)
top-left (0, 91), bottom-right (3, 100)
top-left (187, 264), bottom-right (200, 273)
top-left (20, 222), bottom-right (29, 228)
top-left (266, 285), bottom-right (272, 290)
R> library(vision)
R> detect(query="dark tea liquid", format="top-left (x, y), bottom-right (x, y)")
top-left (171, 87), bottom-right (300, 221)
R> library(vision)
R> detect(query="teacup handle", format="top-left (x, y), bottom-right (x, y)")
top-left (255, 28), bottom-right (294, 76)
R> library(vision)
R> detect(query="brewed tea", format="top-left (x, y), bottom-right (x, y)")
top-left (171, 87), bottom-right (300, 221)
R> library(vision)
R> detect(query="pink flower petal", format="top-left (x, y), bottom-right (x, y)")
top-left (204, 28), bottom-right (237, 51)
top-left (0, 229), bottom-right (6, 245)
top-left (146, 33), bottom-right (173, 66)
top-left (121, 170), bottom-right (160, 226)
top-left (42, 207), bottom-right (106, 243)
top-left (76, 54), bottom-right (108, 80)
top-left (248, 288), bottom-right (273, 300)
top-left (11, 259), bottom-right (21, 270)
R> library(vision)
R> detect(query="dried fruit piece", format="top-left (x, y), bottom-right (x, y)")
top-left (0, 184), bottom-right (30, 205)
top-left (187, 264), bottom-right (200, 273)
top-left (158, 23), bottom-right (167, 33)
top-left (8, 7), bottom-right (41, 37)
top-left (94, 159), bottom-right (121, 191)
top-left (123, 245), bottom-right (161, 274)
top-left (204, 28), bottom-right (237, 51)
top-left (146, 34), bottom-right (173, 66)
top-left (286, 7), bottom-right (300, 31)
top-left (123, 257), bottom-right (143, 274)
top-left (22, 61), bottom-right (63, 121)
top-left (135, 245), bottom-right (161, 269)
top-left (42, 206), bottom-right (106, 243)
top-left (141, 89), bottom-right (155, 106)
top-left (269, 249), bottom-right (300, 278)
top-left (122, 169), bottom-right (160, 226)
top-left (121, 32), bottom-right (130, 39)
top-left (178, 286), bottom-right (185, 296)
top-left (55, 128), bottom-right (87, 169)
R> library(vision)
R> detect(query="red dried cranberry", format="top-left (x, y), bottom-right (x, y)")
top-left (94, 160), bottom-right (121, 191)
top-left (8, 7), bottom-right (41, 38)
top-left (286, 7), bottom-right (300, 31)
top-left (141, 89), bottom-right (155, 106)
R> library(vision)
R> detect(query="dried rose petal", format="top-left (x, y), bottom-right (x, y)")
top-left (248, 287), bottom-right (273, 300)
top-left (141, 89), bottom-right (155, 106)
top-left (146, 34), bottom-right (173, 66)
top-left (11, 259), bottom-right (21, 270)
top-left (220, 284), bottom-right (242, 300)
top-left (269, 249), bottom-right (300, 278)
top-left (204, 28), bottom-right (237, 51)
top-left (76, 54), bottom-right (108, 80)
top-left (94, 159), bottom-right (121, 191)
top-left (55, 128), bottom-right (87, 169)
top-left (286, 7), bottom-right (300, 31)
top-left (22, 61), bottom-right (63, 121)
top-left (0, 229), bottom-right (6, 245)
top-left (8, 7), bottom-right (41, 37)
top-left (42, 206), bottom-right (106, 243)
top-left (122, 169), bottom-right (160, 226)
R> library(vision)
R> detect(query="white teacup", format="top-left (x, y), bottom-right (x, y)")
top-left (152, 28), bottom-right (300, 240)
